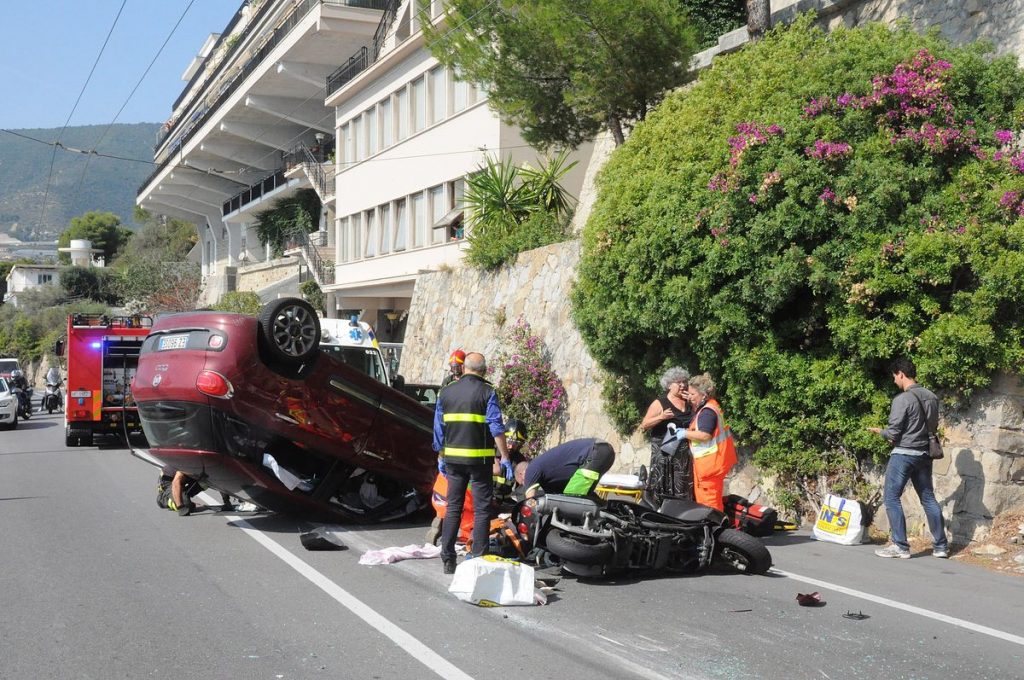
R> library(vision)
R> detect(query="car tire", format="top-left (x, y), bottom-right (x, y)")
top-left (258, 297), bottom-right (321, 366)
top-left (544, 530), bottom-right (615, 566)
top-left (3, 411), bottom-right (17, 431)
top-left (715, 528), bottom-right (773, 574)
top-left (80, 431), bottom-right (94, 447)
top-left (65, 425), bottom-right (77, 447)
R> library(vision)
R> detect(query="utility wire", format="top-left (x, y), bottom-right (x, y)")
top-left (74, 0), bottom-right (200, 198)
top-left (36, 0), bottom-right (128, 234)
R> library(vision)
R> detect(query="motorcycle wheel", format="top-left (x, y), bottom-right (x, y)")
top-left (715, 528), bottom-right (772, 574)
top-left (544, 530), bottom-right (614, 566)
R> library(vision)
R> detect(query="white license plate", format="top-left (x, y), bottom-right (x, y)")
top-left (70, 390), bottom-right (91, 398)
top-left (158, 334), bottom-right (189, 351)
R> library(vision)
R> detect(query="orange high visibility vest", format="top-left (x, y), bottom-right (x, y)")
top-left (688, 399), bottom-right (737, 478)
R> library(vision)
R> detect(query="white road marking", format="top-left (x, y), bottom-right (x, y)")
top-left (227, 517), bottom-right (475, 680)
top-left (773, 568), bottom-right (1024, 647)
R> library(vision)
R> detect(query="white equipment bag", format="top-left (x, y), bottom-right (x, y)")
top-left (448, 555), bottom-right (541, 606)
top-left (813, 494), bottom-right (866, 545)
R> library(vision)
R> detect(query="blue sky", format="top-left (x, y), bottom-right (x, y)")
top-left (0, 0), bottom-right (242, 130)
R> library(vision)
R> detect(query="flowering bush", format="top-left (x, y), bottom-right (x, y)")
top-left (574, 15), bottom-right (1024, 509)
top-left (494, 317), bottom-right (567, 457)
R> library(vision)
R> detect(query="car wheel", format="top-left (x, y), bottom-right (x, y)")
top-left (80, 431), bottom-right (94, 447)
top-left (715, 528), bottom-right (773, 575)
top-left (65, 425), bottom-right (77, 447)
top-left (3, 411), bottom-right (17, 431)
top-left (544, 530), bottom-right (615, 566)
top-left (258, 297), bottom-right (321, 365)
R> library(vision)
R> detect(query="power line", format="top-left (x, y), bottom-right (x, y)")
top-left (36, 0), bottom-right (128, 234)
top-left (74, 0), bottom-right (200, 198)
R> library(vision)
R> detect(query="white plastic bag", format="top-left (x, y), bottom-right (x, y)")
top-left (448, 555), bottom-right (541, 606)
top-left (813, 493), bottom-right (866, 545)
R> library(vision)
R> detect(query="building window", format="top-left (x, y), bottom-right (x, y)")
top-left (367, 108), bottom-right (378, 156)
top-left (364, 209), bottom-right (377, 257)
top-left (37, 274), bottom-right (53, 285)
top-left (396, 88), bottom-right (409, 141)
top-left (379, 203), bottom-right (391, 255)
top-left (429, 184), bottom-right (446, 245)
top-left (354, 115), bottom-right (365, 161)
top-left (380, 97), bottom-right (393, 148)
top-left (429, 66), bottom-right (445, 125)
top-left (411, 191), bottom-right (426, 248)
top-left (350, 213), bottom-right (362, 260)
top-left (453, 69), bottom-right (469, 113)
top-left (343, 122), bottom-right (354, 164)
top-left (338, 216), bottom-right (349, 262)
top-left (394, 197), bottom-right (408, 252)
top-left (412, 76), bottom-right (426, 133)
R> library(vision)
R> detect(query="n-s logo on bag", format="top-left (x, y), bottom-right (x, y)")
top-left (816, 503), bottom-right (852, 535)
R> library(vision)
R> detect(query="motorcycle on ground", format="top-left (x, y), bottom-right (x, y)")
top-left (12, 386), bottom-right (32, 420)
top-left (515, 493), bottom-right (773, 578)
top-left (42, 378), bottom-right (63, 413)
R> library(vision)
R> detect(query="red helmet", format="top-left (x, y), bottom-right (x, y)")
top-left (449, 349), bottom-right (466, 365)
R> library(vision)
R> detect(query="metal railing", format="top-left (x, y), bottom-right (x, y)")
top-left (221, 169), bottom-right (289, 216)
top-left (140, 0), bottom-right (388, 196)
top-left (285, 227), bottom-right (335, 285)
top-left (284, 140), bottom-right (334, 200)
top-left (325, 0), bottom-right (401, 97)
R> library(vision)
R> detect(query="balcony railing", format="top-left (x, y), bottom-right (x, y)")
top-left (284, 140), bottom-right (333, 200)
top-left (221, 169), bottom-right (289, 216)
top-left (140, 0), bottom-right (388, 197)
top-left (325, 0), bottom-right (401, 97)
top-left (286, 227), bottom-right (335, 285)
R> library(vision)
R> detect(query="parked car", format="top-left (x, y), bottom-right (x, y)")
top-left (132, 298), bottom-right (436, 522)
top-left (0, 377), bottom-right (18, 430)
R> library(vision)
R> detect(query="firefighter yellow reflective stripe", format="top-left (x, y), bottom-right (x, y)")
top-left (443, 413), bottom-right (487, 423)
top-left (443, 446), bottom-right (494, 458)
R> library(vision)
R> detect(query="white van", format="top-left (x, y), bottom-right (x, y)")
top-left (318, 317), bottom-right (391, 385)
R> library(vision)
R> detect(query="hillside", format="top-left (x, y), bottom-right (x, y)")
top-left (0, 123), bottom-right (161, 240)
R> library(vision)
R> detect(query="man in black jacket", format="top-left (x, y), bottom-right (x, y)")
top-left (868, 358), bottom-right (949, 559)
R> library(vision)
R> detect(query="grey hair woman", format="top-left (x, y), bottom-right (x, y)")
top-left (640, 366), bottom-right (694, 506)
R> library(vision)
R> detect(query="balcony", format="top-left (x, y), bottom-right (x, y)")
top-left (325, 0), bottom-right (401, 97)
top-left (222, 169), bottom-right (291, 216)
top-left (140, 0), bottom-right (389, 197)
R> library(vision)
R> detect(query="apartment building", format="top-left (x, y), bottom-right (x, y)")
top-left (137, 0), bottom-right (592, 347)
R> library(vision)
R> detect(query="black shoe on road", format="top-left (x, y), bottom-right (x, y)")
top-left (443, 559), bottom-right (457, 575)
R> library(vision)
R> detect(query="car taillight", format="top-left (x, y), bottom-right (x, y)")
top-left (518, 522), bottom-right (529, 537)
top-left (196, 370), bottom-right (233, 399)
top-left (520, 503), bottom-right (533, 518)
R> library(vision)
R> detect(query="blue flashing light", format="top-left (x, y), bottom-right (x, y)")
top-left (90, 341), bottom-right (102, 349)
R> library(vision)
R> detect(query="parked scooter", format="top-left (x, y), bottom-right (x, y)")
top-left (515, 493), bottom-right (772, 578)
top-left (42, 377), bottom-right (63, 413)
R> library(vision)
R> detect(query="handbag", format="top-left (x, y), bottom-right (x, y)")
top-left (908, 389), bottom-right (944, 460)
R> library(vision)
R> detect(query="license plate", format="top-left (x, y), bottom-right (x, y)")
top-left (158, 334), bottom-right (189, 351)
top-left (70, 390), bottom-right (91, 398)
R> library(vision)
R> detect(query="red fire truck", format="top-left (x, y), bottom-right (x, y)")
top-left (62, 313), bottom-right (152, 447)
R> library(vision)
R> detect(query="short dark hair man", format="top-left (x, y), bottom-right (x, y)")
top-left (514, 438), bottom-right (616, 499)
top-left (868, 358), bottom-right (949, 559)
top-left (433, 352), bottom-right (511, 574)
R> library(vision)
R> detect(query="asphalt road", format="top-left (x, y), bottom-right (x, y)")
top-left (2, 412), bottom-right (1023, 680)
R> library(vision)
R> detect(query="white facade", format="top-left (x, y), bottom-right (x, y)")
top-left (136, 0), bottom-right (593, 333)
top-left (3, 265), bottom-right (60, 307)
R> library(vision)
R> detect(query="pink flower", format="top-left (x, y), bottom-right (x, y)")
top-left (995, 129), bottom-right (1013, 144)
top-left (805, 139), bottom-right (853, 160)
top-left (819, 187), bottom-right (837, 203)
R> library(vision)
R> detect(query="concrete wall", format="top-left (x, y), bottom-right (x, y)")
top-left (235, 257), bottom-right (301, 295)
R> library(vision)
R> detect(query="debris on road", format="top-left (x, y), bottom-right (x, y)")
top-left (796, 592), bottom-right (825, 607)
top-left (300, 527), bottom-right (347, 551)
top-left (358, 543), bottom-right (441, 565)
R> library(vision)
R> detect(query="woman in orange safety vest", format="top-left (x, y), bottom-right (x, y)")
top-left (680, 373), bottom-right (737, 511)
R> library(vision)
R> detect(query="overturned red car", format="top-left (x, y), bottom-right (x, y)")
top-left (132, 298), bottom-right (436, 521)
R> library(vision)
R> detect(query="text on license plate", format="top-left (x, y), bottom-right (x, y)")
top-left (158, 334), bottom-right (189, 351)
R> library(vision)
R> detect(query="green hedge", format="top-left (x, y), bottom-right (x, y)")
top-left (572, 16), bottom-right (1024, 502)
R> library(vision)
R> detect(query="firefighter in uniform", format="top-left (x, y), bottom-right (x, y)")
top-left (681, 373), bottom-right (737, 511)
top-left (433, 352), bottom-right (511, 574)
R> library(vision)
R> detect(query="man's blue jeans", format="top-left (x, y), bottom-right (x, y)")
top-left (883, 453), bottom-right (947, 551)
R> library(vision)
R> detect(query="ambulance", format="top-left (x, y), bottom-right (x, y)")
top-left (317, 316), bottom-right (391, 386)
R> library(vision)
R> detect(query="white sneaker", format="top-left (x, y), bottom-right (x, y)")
top-left (874, 544), bottom-right (911, 559)
top-left (932, 548), bottom-right (949, 559)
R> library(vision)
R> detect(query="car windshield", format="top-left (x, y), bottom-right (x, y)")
top-left (0, 359), bottom-right (19, 374)
top-left (321, 346), bottom-right (389, 384)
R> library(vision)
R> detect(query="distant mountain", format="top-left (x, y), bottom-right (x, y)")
top-left (0, 123), bottom-right (161, 240)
